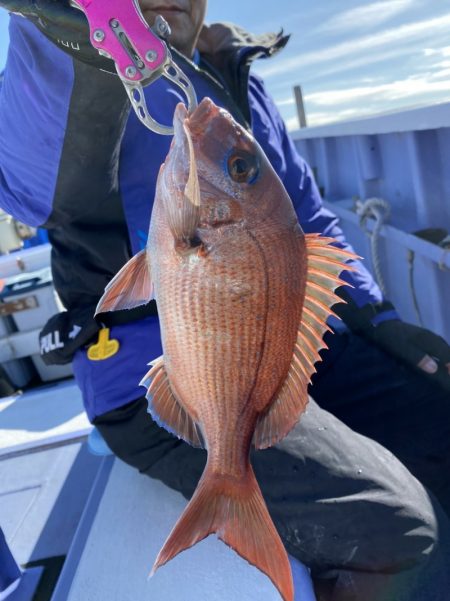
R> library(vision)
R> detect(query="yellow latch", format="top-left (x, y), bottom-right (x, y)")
top-left (87, 328), bottom-right (120, 361)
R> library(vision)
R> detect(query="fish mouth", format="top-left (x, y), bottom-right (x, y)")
top-left (173, 98), bottom-right (221, 141)
top-left (169, 98), bottom-right (222, 199)
top-left (171, 98), bottom-right (219, 179)
top-left (180, 97), bottom-right (220, 136)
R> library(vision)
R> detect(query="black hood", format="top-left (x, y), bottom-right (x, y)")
top-left (196, 22), bottom-right (290, 124)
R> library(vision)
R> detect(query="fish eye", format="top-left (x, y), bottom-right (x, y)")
top-left (227, 150), bottom-right (260, 184)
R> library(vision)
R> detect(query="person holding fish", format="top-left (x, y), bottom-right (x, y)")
top-left (1, 1), bottom-right (450, 600)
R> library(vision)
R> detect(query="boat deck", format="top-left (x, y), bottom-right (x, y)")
top-left (0, 382), bottom-right (98, 601)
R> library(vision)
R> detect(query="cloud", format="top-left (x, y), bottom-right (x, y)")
top-left (276, 97), bottom-right (295, 107)
top-left (304, 74), bottom-right (450, 107)
top-left (278, 60), bottom-right (450, 130)
top-left (430, 69), bottom-right (450, 81)
top-left (424, 46), bottom-right (450, 57)
top-left (289, 45), bottom-right (417, 85)
top-left (317, 0), bottom-right (418, 34)
top-left (424, 60), bottom-right (450, 81)
top-left (285, 106), bottom-right (378, 130)
top-left (286, 116), bottom-right (302, 130)
top-left (285, 95), bottom-right (450, 130)
top-left (257, 12), bottom-right (450, 79)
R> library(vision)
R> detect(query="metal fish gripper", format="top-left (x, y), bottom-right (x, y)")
top-left (71, 0), bottom-right (198, 135)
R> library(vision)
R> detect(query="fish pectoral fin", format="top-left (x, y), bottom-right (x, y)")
top-left (95, 249), bottom-right (153, 315)
top-left (253, 361), bottom-right (309, 450)
top-left (141, 356), bottom-right (204, 449)
top-left (254, 234), bottom-right (357, 450)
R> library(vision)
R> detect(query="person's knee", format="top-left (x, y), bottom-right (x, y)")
top-left (383, 483), bottom-right (442, 571)
top-left (344, 438), bottom-right (445, 571)
top-left (94, 398), bottom-right (181, 473)
top-left (323, 474), bottom-right (441, 573)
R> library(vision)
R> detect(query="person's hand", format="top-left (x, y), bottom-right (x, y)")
top-left (334, 294), bottom-right (450, 392)
top-left (0, 0), bottom-right (115, 70)
top-left (368, 320), bottom-right (450, 392)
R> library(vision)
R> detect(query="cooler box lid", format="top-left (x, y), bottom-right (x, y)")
top-left (0, 267), bottom-right (53, 300)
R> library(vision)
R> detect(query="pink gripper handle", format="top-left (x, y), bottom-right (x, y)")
top-left (74, 0), bottom-right (168, 81)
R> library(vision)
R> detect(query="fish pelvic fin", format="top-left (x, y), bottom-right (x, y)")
top-left (253, 233), bottom-right (357, 449)
top-left (141, 356), bottom-right (204, 448)
top-left (95, 249), bottom-right (153, 315)
top-left (151, 464), bottom-right (294, 601)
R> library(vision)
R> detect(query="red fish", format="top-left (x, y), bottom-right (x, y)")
top-left (96, 98), bottom-right (355, 601)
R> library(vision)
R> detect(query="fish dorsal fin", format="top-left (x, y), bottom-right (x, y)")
top-left (141, 356), bottom-right (204, 449)
top-left (253, 234), bottom-right (357, 449)
top-left (95, 249), bottom-right (153, 315)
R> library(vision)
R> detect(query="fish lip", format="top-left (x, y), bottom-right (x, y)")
top-left (172, 98), bottom-right (219, 138)
top-left (169, 98), bottom-right (219, 193)
top-left (185, 97), bottom-right (219, 136)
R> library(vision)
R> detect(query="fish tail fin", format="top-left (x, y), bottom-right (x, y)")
top-left (151, 464), bottom-right (293, 601)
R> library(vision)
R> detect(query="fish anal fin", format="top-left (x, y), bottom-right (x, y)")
top-left (95, 249), bottom-right (153, 315)
top-left (254, 234), bottom-right (357, 450)
top-left (141, 356), bottom-right (204, 449)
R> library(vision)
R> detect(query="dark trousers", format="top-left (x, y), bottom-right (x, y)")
top-left (94, 331), bottom-right (450, 601)
top-left (311, 329), bottom-right (450, 514)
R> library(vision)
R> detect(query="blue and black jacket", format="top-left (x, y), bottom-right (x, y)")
top-left (0, 15), bottom-right (383, 418)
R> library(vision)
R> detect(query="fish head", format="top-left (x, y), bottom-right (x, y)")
top-left (156, 97), bottom-right (297, 249)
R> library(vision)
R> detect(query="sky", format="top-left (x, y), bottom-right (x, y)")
top-left (1, 0), bottom-right (450, 129)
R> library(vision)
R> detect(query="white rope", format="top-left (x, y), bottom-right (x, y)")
top-left (355, 197), bottom-right (391, 296)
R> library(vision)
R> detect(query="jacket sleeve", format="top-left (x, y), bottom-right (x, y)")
top-left (0, 15), bottom-right (129, 229)
top-left (0, 15), bottom-right (135, 313)
top-left (248, 74), bottom-right (384, 308)
top-left (0, 15), bottom-right (74, 225)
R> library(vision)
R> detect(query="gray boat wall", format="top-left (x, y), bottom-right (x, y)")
top-left (293, 101), bottom-right (450, 342)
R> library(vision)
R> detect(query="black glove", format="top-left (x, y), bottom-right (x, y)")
top-left (367, 319), bottom-right (450, 392)
top-left (39, 305), bottom-right (100, 365)
top-left (0, 0), bottom-right (115, 70)
top-left (335, 293), bottom-right (450, 392)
